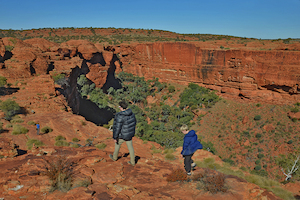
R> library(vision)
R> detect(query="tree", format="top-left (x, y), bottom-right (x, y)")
top-left (281, 156), bottom-right (299, 181)
top-left (0, 99), bottom-right (21, 120)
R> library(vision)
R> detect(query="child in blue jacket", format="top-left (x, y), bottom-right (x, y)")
top-left (180, 124), bottom-right (203, 175)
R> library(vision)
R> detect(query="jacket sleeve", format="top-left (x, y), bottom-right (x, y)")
top-left (113, 114), bottom-right (123, 139)
top-left (181, 137), bottom-right (191, 155)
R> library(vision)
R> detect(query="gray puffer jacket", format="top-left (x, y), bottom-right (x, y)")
top-left (113, 109), bottom-right (136, 141)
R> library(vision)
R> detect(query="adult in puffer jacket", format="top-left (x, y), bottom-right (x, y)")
top-left (109, 100), bottom-right (137, 166)
top-left (180, 124), bottom-right (203, 175)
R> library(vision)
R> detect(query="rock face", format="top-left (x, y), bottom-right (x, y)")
top-left (1, 37), bottom-right (299, 104)
top-left (117, 42), bottom-right (300, 104)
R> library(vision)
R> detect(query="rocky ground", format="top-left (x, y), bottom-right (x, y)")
top-left (0, 32), bottom-right (300, 199)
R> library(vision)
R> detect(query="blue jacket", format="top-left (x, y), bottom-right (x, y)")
top-left (181, 130), bottom-right (203, 155)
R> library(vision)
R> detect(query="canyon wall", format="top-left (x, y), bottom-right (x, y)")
top-left (1, 37), bottom-right (299, 104)
top-left (116, 42), bottom-right (300, 104)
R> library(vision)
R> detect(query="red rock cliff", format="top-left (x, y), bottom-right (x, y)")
top-left (117, 42), bottom-right (300, 104)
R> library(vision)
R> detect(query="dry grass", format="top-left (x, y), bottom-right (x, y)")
top-left (41, 156), bottom-right (77, 192)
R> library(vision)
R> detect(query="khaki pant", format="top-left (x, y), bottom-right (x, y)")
top-left (113, 139), bottom-right (135, 165)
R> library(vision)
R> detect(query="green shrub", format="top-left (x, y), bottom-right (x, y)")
top-left (12, 124), bottom-right (28, 135)
top-left (52, 73), bottom-right (66, 85)
top-left (26, 139), bottom-right (44, 150)
top-left (10, 115), bottom-right (24, 123)
top-left (290, 107), bottom-right (299, 113)
top-left (0, 121), bottom-right (3, 132)
top-left (222, 158), bottom-right (235, 166)
top-left (72, 138), bottom-right (79, 142)
top-left (0, 76), bottom-right (7, 87)
top-left (27, 121), bottom-right (36, 125)
top-left (287, 140), bottom-right (293, 144)
top-left (55, 140), bottom-right (70, 147)
top-left (6, 123), bottom-right (13, 128)
top-left (255, 133), bottom-right (262, 138)
top-left (70, 143), bottom-right (80, 148)
top-left (168, 85), bottom-right (176, 93)
top-left (257, 153), bottom-right (264, 159)
top-left (55, 135), bottom-right (66, 141)
top-left (254, 115), bottom-right (261, 121)
top-left (41, 126), bottom-right (53, 134)
top-left (165, 153), bottom-right (176, 160)
top-left (95, 143), bottom-right (107, 150)
top-left (163, 148), bottom-right (174, 154)
top-left (0, 99), bottom-right (21, 120)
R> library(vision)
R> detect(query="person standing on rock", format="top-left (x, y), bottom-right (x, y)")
top-left (180, 124), bottom-right (203, 175)
top-left (109, 100), bottom-right (136, 166)
top-left (36, 123), bottom-right (40, 135)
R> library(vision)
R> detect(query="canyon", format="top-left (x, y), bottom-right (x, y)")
top-left (0, 30), bottom-right (300, 199)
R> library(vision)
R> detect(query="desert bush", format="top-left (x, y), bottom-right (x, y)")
top-left (70, 143), bottom-right (80, 148)
top-left (52, 73), bottom-right (66, 85)
top-left (6, 123), bottom-right (13, 128)
top-left (55, 140), bottom-right (70, 147)
top-left (41, 126), bottom-right (53, 134)
top-left (257, 153), bottom-right (264, 159)
top-left (222, 158), bottom-right (235, 166)
top-left (0, 121), bottom-right (3, 132)
top-left (151, 145), bottom-right (162, 154)
top-left (0, 99), bottom-right (21, 120)
top-left (290, 107), bottom-right (299, 113)
top-left (27, 120), bottom-right (36, 125)
top-left (254, 115), bottom-right (261, 121)
top-left (0, 76), bottom-right (7, 87)
top-left (163, 148), bottom-right (174, 154)
top-left (165, 153), bottom-right (176, 160)
top-left (12, 124), bottom-right (28, 135)
top-left (203, 172), bottom-right (227, 193)
top-left (55, 135), bottom-right (66, 141)
top-left (166, 168), bottom-right (187, 182)
top-left (72, 138), bottom-right (79, 142)
top-left (26, 139), bottom-right (44, 150)
top-left (41, 156), bottom-right (76, 192)
top-left (10, 115), bottom-right (24, 123)
top-left (95, 143), bottom-right (107, 150)
top-left (168, 85), bottom-right (176, 93)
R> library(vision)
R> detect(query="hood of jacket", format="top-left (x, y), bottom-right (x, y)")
top-left (185, 130), bottom-right (196, 137)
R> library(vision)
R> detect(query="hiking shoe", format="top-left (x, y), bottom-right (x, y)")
top-left (191, 163), bottom-right (197, 171)
top-left (109, 154), bottom-right (117, 161)
top-left (127, 161), bottom-right (135, 166)
top-left (187, 172), bottom-right (192, 176)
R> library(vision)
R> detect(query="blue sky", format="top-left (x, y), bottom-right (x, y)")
top-left (1, 0), bottom-right (299, 39)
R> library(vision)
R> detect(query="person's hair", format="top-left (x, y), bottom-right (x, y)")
top-left (119, 100), bottom-right (128, 109)
top-left (180, 124), bottom-right (189, 132)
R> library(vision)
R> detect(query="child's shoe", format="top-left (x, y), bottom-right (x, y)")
top-left (191, 163), bottom-right (197, 170)
top-left (187, 172), bottom-right (192, 176)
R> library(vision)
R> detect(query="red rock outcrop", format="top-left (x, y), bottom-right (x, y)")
top-left (117, 42), bottom-right (300, 104)
top-left (1, 37), bottom-right (299, 104)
